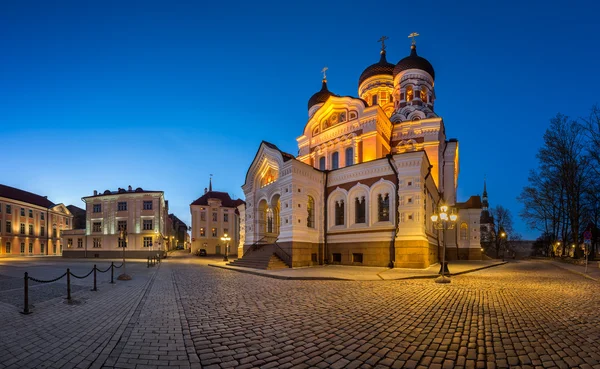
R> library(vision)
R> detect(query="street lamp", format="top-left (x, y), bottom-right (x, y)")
top-left (117, 229), bottom-right (131, 280)
top-left (431, 204), bottom-right (458, 284)
top-left (500, 230), bottom-right (507, 261)
top-left (220, 233), bottom-right (231, 262)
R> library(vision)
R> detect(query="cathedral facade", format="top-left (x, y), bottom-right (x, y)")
top-left (242, 39), bottom-right (482, 268)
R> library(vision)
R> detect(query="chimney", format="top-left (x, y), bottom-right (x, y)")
top-left (128, 185), bottom-right (132, 191)
top-left (204, 187), bottom-right (208, 194)
top-left (94, 190), bottom-right (98, 196)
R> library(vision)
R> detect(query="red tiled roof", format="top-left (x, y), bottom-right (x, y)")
top-left (190, 191), bottom-right (245, 208)
top-left (0, 184), bottom-right (56, 208)
top-left (456, 195), bottom-right (482, 209)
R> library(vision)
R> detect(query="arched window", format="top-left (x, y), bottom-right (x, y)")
top-left (319, 157), bottom-right (326, 170)
top-left (331, 152), bottom-right (339, 170)
top-left (307, 196), bottom-right (315, 228)
top-left (378, 194), bottom-right (390, 221)
top-left (355, 197), bottom-right (366, 224)
top-left (335, 200), bottom-right (345, 226)
top-left (420, 87), bottom-right (428, 103)
top-left (345, 147), bottom-right (353, 166)
top-left (460, 223), bottom-right (468, 240)
top-left (406, 86), bottom-right (413, 102)
top-left (266, 208), bottom-right (273, 233)
top-left (372, 95), bottom-right (378, 106)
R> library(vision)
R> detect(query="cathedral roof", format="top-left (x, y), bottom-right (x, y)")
top-left (393, 44), bottom-right (435, 80)
top-left (456, 196), bottom-right (482, 209)
top-left (358, 50), bottom-right (395, 87)
top-left (308, 80), bottom-right (338, 110)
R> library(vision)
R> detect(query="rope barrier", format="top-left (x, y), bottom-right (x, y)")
top-left (70, 269), bottom-right (94, 279)
top-left (97, 265), bottom-right (111, 273)
top-left (28, 272), bottom-right (68, 284)
top-left (113, 263), bottom-right (124, 269)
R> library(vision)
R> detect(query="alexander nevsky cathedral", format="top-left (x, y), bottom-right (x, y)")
top-left (240, 36), bottom-right (483, 268)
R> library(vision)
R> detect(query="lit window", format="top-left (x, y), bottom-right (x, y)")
top-left (200, 228), bottom-right (205, 237)
top-left (211, 228), bottom-right (217, 237)
top-left (420, 87), bottom-right (428, 103)
top-left (460, 223), bottom-right (468, 240)
top-left (406, 86), bottom-right (414, 102)
top-left (307, 196), bottom-right (315, 228)
top-left (143, 237), bottom-right (153, 247)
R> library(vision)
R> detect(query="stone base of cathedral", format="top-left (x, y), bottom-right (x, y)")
top-left (326, 241), bottom-right (395, 267)
top-left (445, 247), bottom-right (482, 261)
top-left (394, 240), bottom-right (439, 269)
top-left (277, 241), bottom-right (321, 268)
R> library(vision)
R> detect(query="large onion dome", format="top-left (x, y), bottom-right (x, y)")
top-left (358, 50), bottom-right (395, 87)
top-left (308, 79), bottom-right (337, 110)
top-left (393, 44), bottom-right (435, 80)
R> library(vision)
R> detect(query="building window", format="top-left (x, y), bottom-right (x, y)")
top-left (29, 224), bottom-right (34, 235)
top-left (143, 201), bottom-right (153, 210)
top-left (53, 228), bottom-right (57, 238)
top-left (331, 152), bottom-right (339, 170)
top-left (266, 208), bottom-right (273, 233)
top-left (66, 218), bottom-right (69, 226)
top-left (460, 223), bottom-right (468, 240)
top-left (355, 197), bottom-right (366, 224)
top-left (224, 213), bottom-right (229, 222)
top-left (118, 238), bottom-right (127, 248)
top-left (211, 228), bottom-right (217, 237)
top-left (53, 243), bottom-right (57, 254)
top-left (40, 226), bottom-right (45, 236)
top-left (20, 223), bottom-right (25, 235)
top-left (420, 87), bottom-right (428, 103)
top-left (20, 243), bottom-right (25, 254)
top-left (117, 202), bottom-right (127, 211)
top-left (5, 242), bottom-right (11, 254)
top-left (67, 238), bottom-right (73, 248)
top-left (143, 219), bottom-right (153, 230)
top-left (352, 253), bottom-right (364, 263)
top-left (335, 200), bottom-right (345, 226)
top-left (29, 243), bottom-right (33, 253)
top-left (93, 204), bottom-right (101, 213)
top-left (307, 196), bottom-right (315, 228)
top-left (372, 94), bottom-right (378, 105)
top-left (6, 205), bottom-right (11, 214)
top-left (406, 85), bottom-right (414, 102)
top-left (200, 228), bottom-right (205, 237)
top-left (20, 208), bottom-right (25, 216)
top-left (212, 213), bottom-right (217, 222)
top-left (319, 157), bottom-right (326, 170)
top-left (5, 221), bottom-right (11, 233)
top-left (345, 147), bottom-right (353, 166)
top-left (224, 228), bottom-right (229, 236)
top-left (378, 194), bottom-right (390, 222)
top-left (40, 212), bottom-right (44, 220)
top-left (93, 238), bottom-right (101, 248)
top-left (92, 222), bottom-right (102, 232)
top-left (332, 253), bottom-right (342, 263)
top-left (40, 243), bottom-right (45, 253)
top-left (77, 238), bottom-right (83, 248)
top-left (143, 237), bottom-right (153, 247)
top-left (117, 220), bottom-right (127, 232)
top-left (28, 209), bottom-right (33, 218)
top-left (200, 212), bottom-right (206, 221)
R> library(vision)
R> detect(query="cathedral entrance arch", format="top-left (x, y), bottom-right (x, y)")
top-left (266, 194), bottom-right (281, 243)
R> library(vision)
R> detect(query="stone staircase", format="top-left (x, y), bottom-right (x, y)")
top-left (228, 244), bottom-right (289, 270)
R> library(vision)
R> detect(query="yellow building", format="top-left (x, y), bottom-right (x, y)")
top-left (0, 184), bottom-right (73, 257)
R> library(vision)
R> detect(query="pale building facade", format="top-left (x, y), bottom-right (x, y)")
top-left (62, 186), bottom-right (169, 258)
top-left (0, 184), bottom-right (73, 257)
top-left (241, 40), bottom-right (482, 268)
top-left (190, 185), bottom-right (244, 256)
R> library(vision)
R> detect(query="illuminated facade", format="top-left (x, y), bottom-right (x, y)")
top-left (62, 186), bottom-right (169, 258)
top-left (190, 181), bottom-right (244, 256)
top-left (0, 184), bottom-right (73, 257)
top-left (242, 39), bottom-right (482, 268)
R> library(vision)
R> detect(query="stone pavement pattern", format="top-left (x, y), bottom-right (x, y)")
top-left (0, 258), bottom-right (599, 369)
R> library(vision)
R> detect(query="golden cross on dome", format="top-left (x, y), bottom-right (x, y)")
top-left (321, 66), bottom-right (328, 80)
top-left (377, 35), bottom-right (389, 51)
top-left (408, 32), bottom-right (420, 45)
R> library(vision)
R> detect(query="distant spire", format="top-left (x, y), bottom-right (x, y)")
top-left (209, 174), bottom-right (213, 192)
top-left (482, 177), bottom-right (489, 211)
top-left (483, 176), bottom-right (488, 197)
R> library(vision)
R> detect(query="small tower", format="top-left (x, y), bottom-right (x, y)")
top-left (480, 179), bottom-right (494, 244)
top-left (307, 68), bottom-right (338, 118)
top-left (357, 36), bottom-right (395, 116)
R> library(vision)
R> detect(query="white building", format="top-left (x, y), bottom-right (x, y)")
top-left (239, 39), bottom-right (482, 268)
top-left (62, 186), bottom-right (169, 258)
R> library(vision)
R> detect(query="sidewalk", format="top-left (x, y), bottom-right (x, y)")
top-left (542, 258), bottom-right (600, 282)
top-left (209, 259), bottom-right (507, 280)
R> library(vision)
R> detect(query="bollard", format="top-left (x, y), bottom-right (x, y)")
top-left (110, 262), bottom-right (114, 284)
top-left (92, 265), bottom-right (97, 291)
top-left (66, 269), bottom-right (72, 302)
top-left (147, 257), bottom-right (150, 268)
top-left (21, 272), bottom-right (31, 315)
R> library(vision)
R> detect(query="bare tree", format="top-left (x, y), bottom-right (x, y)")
top-left (489, 205), bottom-right (517, 258)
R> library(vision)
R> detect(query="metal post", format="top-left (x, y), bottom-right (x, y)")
top-left (110, 262), bottom-right (114, 284)
top-left (22, 272), bottom-right (31, 315)
top-left (66, 268), bottom-right (71, 302)
top-left (147, 257), bottom-right (150, 268)
top-left (92, 265), bottom-right (97, 291)
top-left (585, 244), bottom-right (589, 274)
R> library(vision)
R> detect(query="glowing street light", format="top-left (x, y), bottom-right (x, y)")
top-left (430, 204), bottom-right (458, 284)
top-left (220, 233), bottom-right (231, 262)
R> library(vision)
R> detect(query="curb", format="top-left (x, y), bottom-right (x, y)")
top-left (546, 261), bottom-right (600, 282)
top-left (209, 261), bottom-right (509, 281)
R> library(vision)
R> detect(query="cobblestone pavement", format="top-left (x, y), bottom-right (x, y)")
top-left (0, 258), bottom-right (599, 369)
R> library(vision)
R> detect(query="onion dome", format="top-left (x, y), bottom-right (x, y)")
top-left (307, 79), bottom-right (336, 110)
top-left (358, 50), bottom-right (395, 87)
top-left (393, 44), bottom-right (435, 80)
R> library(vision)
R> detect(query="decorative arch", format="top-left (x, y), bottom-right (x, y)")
top-left (328, 188), bottom-right (348, 229)
top-left (369, 179), bottom-right (396, 225)
top-left (348, 183), bottom-right (370, 227)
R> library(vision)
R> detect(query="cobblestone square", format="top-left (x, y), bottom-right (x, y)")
top-left (0, 256), bottom-right (599, 369)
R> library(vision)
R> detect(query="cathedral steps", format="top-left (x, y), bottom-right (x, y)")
top-left (228, 244), bottom-right (290, 270)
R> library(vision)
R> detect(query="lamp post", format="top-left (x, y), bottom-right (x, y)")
top-left (220, 233), bottom-right (231, 262)
top-left (117, 229), bottom-right (131, 280)
top-left (500, 230), bottom-right (507, 261)
top-left (431, 204), bottom-right (458, 284)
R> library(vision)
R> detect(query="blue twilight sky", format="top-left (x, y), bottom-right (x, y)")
top-left (1, 0), bottom-right (598, 240)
